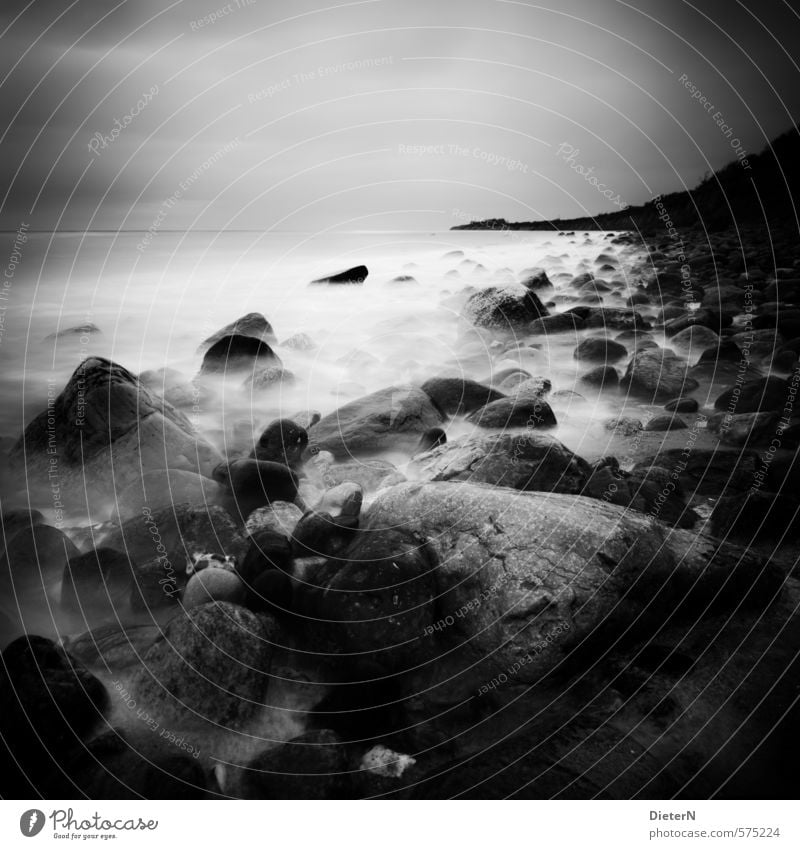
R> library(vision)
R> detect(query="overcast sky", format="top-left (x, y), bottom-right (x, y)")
top-left (1, 0), bottom-right (799, 231)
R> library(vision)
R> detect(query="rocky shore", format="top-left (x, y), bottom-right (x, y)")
top-left (1, 223), bottom-right (799, 800)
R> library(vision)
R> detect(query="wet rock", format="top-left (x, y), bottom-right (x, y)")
top-left (308, 456), bottom-right (406, 493)
top-left (465, 395), bottom-right (557, 429)
top-left (0, 635), bottom-right (108, 797)
top-left (419, 376), bottom-right (505, 415)
top-left (237, 530), bottom-right (293, 586)
top-left (711, 489), bottom-right (800, 541)
top-left (64, 622), bottom-right (162, 672)
top-left (197, 312), bottom-right (277, 354)
top-left (462, 286), bottom-right (548, 329)
top-left (214, 459), bottom-right (300, 521)
top-left (1, 524), bottom-right (79, 598)
top-left (115, 469), bottom-right (223, 522)
top-left (131, 602), bottom-right (277, 728)
top-left (291, 510), bottom-right (359, 560)
top-left (315, 482), bottom-right (363, 520)
top-left (414, 432), bottom-right (590, 494)
top-left (645, 414), bottom-right (688, 432)
top-left (604, 416), bottom-right (643, 436)
top-left (416, 427), bottom-right (447, 454)
top-left (245, 501), bottom-right (303, 538)
top-left (707, 411), bottom-right (780, 446)
top-left (664, 308), bottom-right (731, 337)
top-left (241, 729), bottom-right (348, 799)
top-left (634, 448), bottom-right (759, 498)
top-left (308, 385), bottom-right (444, 459)
top-left (580, 365), bottom-right (619, 388)
top-left (573, 337), bottom-right (627, 363)
top-left (621, 348), bottom-right (699, 401)
top-left (251, 418), bottom-right (309, 469)
top-left (182, 567), bottom-right (247, 609)
top-left (310, 265), bottom-right (368, 285)
top-left (713, 376), bottom-right (789, 414)
top-left (669, 325), bottom-right (721, 357)
top-left (665, 397), bottom-right (699, 413)
top-left (8, 358), bottom-right (221, 512)
top-left (200, 334), bottom-right (282, 376)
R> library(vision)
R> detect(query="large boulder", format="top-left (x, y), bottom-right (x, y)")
top-left (419, 377), bottom-right (505, 415)
top-left (0, 636), bottom-right (109, 797)
top-left (633, 448), bottom-right (759, 498)
top-left (462, 286), bottom-right (548, 329)
top-left (713, 376), bottom-right (789, 414)
top-left (115, 469), bottom-right (223, 522)
top-left (413, 433), bottom-right (590, 494)
top-left (573, 337), bottom-right (627, 363)
top-left (465, 395), bottom-right (557, 429)
top-left (621, 348), bottom-right (699, 401)
top-left (197, 312), bottom-right (276, 354)
top-left (308, 385), bottom-right (444, 458)
top-left (199, 334), bottom-right (282, 376)
top-left (8, 358), bottom-right (221, 512)
top-left (131, 602), bottom-right (277, 728)
top-left (301, 482), bottom-right (778, 704)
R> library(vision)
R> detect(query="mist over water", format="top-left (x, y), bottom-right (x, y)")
top-left (0, 228), bottom-right (641, 474)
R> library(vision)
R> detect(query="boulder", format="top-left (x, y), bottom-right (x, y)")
top-left (707, 411), bottom-right (780, 446)
top-left (664, 308), bottom-right (730, 337)
top-left (573, 337), bottom-right (627, 363)
top-left (713, 376), bottom-right (789, 414)
top-left (1, 524), bottom-right (79, 599)
top-left (664, 397), bottom-right (698, 413)
top-left (197, 312), bottom-right (276, 354)
top-left (61, 547), bottom-right (132, 622)
top-left (634, 448), bottom-right (759, 498)
top-left (199, 334), bottom-right (282, 376)
top-left (8, 358), bottom-right (221, 511)
top-left (621, 348), bottom-right (699, 401)
top-left (245, 501), bottom-right (303, 538)
top-left (0, 636), bottom-right (108, 797)
top-left (251, 418), bottom-right (309, 469)
top-left (413, 433), bottom-right (590, 494)
top-left (131, 602), bottom-right (277, 728)
top-left (579, 365), bottom-right (619, 388)
top-left (214, 459), bottom-right (300, 522)
top-left (462, 286), bottom-right (548, 329)
top-left (182, 567), bottom-right (247, 609)
top-left (310, 482), bottom-right (778, 701)
top-left (115, 469), bottom-right (223, 522)
top-left (308, 385), bottom-right (444, 458)
top-left (645, 414), bottom-right (688, 432)
top-left (465, 396), bottom-right (557, 429)
top-left (138, 367), bottom-right (205, 408)
top-left (310, 265), bottom-right (368, 285)
top-left (419, 377), bottom-right (505, 415)
top-left (669, 325), bottom-right (721, 358)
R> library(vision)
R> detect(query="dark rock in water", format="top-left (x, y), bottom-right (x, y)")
top-left (645, 414), bottom-right (688, 432)
top-left (44, 322), bottom-right (102, 341)
top-left (580, 365), bottom-right (619, 388)
top-left (251, 418), bottom-right (309, 469)
top-left (420, 376), bottom-right (505, 415)
top-left (1, 524), bottom-right (78, 597)
top-left (296, 527), bottom-right (437, 671)
top-left (713, 376), bottom-right (789, 414)
top-left (61, 547), bottom-right (131, 621)
top-left (387, 274), bottom-right (418, 285)
top-left (664, 308), bottom-right (731, 337)
top-left (573, 337), bottom-right (627, 363)
top-left (291, 510), bottom-right (359, 560)
top-left (310, 265), bottom-right (368, 285)
top-left (0, 635), bottom-right (108, 797)
top-left (200, 334), bottom-right (282, 376)
top-left (665, 397), bottom-right (699, 413)
top-left (583, 307), bottom-right (651, 331)
top-left (198, 312), bottom-right (276, 354)
top-left (528, 313), bottom-right (584, 335)
top-left (707, 411), bottom-right (780, 446)
top-left (465, 395), bottom-right (557, 429)
top-left (64, 622), bottom-right (161, 672)
top-left (711, 489), bottom-right (800, 541)
top-left (247, 568), bottom-right (294, 615)
top-left (669, 325), bottom-right (721, 357)
top-left (634, 448), bottom-right (759, 498)
top-left (244, 366), bottom-right (295, 391)
top-left (462, 286), bottom-right (548, 329)
top-left (308, 384), bottom-right (444, 459)
top-left (241, 729), bottom-right (347, 799)
top-left (414, 432), bottom-right (590, 494)
top-left (416, 427), bottom-right (447, 454)
top-left (1, 508), bottom-right (44, 544)
top-left (131, 602), bottom-right (277, 728)
top-left (772, 349), bottom-right (798, 371)
top-left (519, 268), bottom-right (552, 291)
top-left (621, 348), bottom-right (699, 401)
top-left (72, 729), bottom-right (210, 799)
top-left (341, 482), bottom-right (777, 708)
top-left (8, 358), bottom-right (221, 510)
top-left (215, 459), bottom-right (300, 521)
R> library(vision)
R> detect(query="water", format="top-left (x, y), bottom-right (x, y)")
top-left (0, 228), bottom-right (641, 462)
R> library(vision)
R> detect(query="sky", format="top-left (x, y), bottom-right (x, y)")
top-left (1, 0), bottom-right (799, 231)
